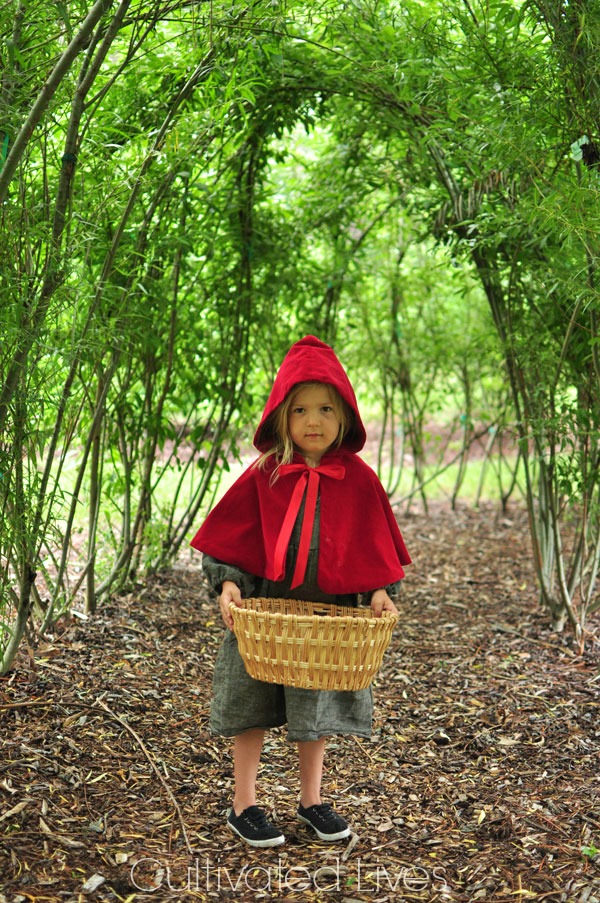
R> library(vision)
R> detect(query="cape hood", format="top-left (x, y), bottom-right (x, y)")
top-left (254, 334), bottom-right (366, 453)
top-left (190, 336), bottom-right (411, 593)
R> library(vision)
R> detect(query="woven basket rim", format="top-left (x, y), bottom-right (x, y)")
top-left (229, 596), bottom-right (399, 624)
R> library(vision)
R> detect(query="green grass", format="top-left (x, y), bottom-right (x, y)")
top-left (360, 447), bottom-right (524, 508)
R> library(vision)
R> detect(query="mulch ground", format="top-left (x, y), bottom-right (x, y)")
top-left (1, 503), bottom-right (599, 903)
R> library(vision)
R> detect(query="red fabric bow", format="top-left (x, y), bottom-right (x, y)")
top-left (273, 463), bottom-right (345, 588)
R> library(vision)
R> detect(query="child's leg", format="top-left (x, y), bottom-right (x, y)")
top-left (232, 728), bottom-right (265, 814)
top-left (297, 737), bottom-right (326, 808)
top-left (296, 737), bottom-right (350, 841)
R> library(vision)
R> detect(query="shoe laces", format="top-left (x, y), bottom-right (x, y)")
top-left (242, 806), bottom-right (271, 829)
top-left (309, 803), bottom-right (337, 822)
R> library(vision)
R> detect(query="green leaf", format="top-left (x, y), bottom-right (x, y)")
top-left (54, 1), bottom-right (74, 39)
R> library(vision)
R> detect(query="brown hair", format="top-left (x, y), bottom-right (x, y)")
top-left (255, 381), bottom-right (353, 475)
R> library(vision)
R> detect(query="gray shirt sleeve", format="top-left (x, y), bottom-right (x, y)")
top-left (202, 554), bottom-right (256, 598)
top-left (362, 581), bottom-right (402, 603)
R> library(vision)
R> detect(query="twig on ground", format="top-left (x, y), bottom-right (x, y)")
top-left (92, 695), bottom-right (194, 857)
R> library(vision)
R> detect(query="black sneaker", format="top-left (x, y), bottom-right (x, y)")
top-left (227, 806), bottom-right (285, 848)
top-left (297, 803), bottom-right (351, 841)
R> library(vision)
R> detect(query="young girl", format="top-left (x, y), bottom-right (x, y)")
top-left (191, 335), bottom-right (411, 848)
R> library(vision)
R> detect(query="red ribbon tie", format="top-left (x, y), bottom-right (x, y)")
top-left (272, 463), bottom-right (345, 589)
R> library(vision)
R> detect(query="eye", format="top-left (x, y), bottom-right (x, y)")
top-left (292, 406), bottom-right (305, 414)
top-left (321, 406), bottom-right (334, 413)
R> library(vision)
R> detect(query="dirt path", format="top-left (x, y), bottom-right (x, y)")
top-left (1, 504), bottom-right (599, 902)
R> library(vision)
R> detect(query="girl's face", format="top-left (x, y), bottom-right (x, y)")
top-left (288, 384), bottom-right (341, 466)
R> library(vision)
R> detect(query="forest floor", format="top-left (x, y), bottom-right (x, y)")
top-left (1, 502), bottom-right (599, 903)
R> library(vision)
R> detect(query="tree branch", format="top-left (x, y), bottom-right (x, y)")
top-left (0, 0), bottom-right (113, 203)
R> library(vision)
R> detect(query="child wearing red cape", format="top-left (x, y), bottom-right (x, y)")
top-left (191, 335), bottom-right (411, 848)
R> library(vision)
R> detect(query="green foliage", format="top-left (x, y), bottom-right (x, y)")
top-left (581, 843), bottom-right (599, 861)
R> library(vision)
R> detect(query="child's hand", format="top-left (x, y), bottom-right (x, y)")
top-left (219, 580), bottom-right (242, 629)
top-left (370, 589), bottom-right (399, 618)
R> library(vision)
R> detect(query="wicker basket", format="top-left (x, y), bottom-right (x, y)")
top-left (230, 597), bottom-right (398, 691)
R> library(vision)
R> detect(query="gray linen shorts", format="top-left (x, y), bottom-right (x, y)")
top-left (209, 629), bottom-right (373, 742)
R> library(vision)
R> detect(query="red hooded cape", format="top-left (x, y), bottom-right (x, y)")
top-left (190, 336), bottom-right (411, 593)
